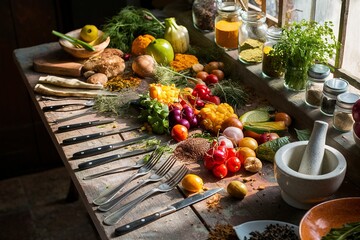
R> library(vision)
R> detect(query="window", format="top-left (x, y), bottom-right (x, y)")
top-left (248, 0), bottom-right (360, 86)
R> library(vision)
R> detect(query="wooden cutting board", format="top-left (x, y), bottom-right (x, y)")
top-left (33, 49), bottom-right (85, 77)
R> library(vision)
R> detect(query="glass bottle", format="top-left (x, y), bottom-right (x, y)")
top-left (238, 10), bottom-right (267, 64)
top-left (262, 26), bottom-right (284, 78)
top-left (333, 93), bottom-right (360, 132)
top-left (214, 0), bottom-right (241, 50)
top-left (192, 0), bottom-right (217, 32)
top-left (320, 78), bottom-right (349, 116)
top-left (305, 64), bottom-right (331, 108)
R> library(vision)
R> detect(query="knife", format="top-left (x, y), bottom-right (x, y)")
top-left (50, 109), bottom-right (95, 124)
top-left (72, 135), bottom-right (154, 159)
top-left (57, 119), bottom-right (115, 133)
top-left (77, 146), bottom-right (156, 170)
top-left (62, 126), bottom-right (141, 145)
top-left (114, 188), bottom-right (223, 236)
top-left (42, 102), bottom-right (93, 112)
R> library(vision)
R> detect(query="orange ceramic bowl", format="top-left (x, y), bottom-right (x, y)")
top-left (299, 197), bottom-right (360, 240)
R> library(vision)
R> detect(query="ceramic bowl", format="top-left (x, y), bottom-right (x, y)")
top-left (299, 197), bottom-right (360, 240)
top-left (59, 28), bottom-right (110, 59)
top-left (274, 141), bottom-right (347, 210)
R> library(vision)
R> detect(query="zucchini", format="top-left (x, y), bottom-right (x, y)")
top-left (243, 121), bottom-right (287, 134)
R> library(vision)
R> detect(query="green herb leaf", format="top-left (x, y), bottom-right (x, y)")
top-left (295, 128), bottom-right (311, 141)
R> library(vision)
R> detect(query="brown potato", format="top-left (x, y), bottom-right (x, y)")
top-left (87, 73), bottom-right (108, 85)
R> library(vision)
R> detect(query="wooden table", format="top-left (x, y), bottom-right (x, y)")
top-left (14, 41), bottom-right (360, 240)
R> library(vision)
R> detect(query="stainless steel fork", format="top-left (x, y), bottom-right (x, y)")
top-left (103, 164), bottom-right (188, 226)
top-left (92, 149), bottom-right (163, 206)
top-left (98, 155), bottom-right (177, 212)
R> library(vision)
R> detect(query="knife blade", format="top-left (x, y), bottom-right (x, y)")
top-left (77, 146), bottom-right (156, 170)
top-left (57, 119), bottom-right (115, 133)
top-left (114, 188), bottom-right (223, 236)
top-left (72, 135), bottom-right (154, 159)
top-left (50, 109), bottom-right (95, 124)
top-left (62, 125), bottom-right (141, 145)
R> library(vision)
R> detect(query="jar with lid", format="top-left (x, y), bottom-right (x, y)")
top-left (262, 26), bottom-right (284, 78)
top-left (214, 0), bottom-right (241, 50)
top-left (305, 64), bottom-right (332, 108)
top-left (238, 10), bottom-right (267, 64)
top-left (320, 78), bottom-right (349, 116)
top-left (192, 0), bottom-right (217, 32)
top-left (333, 93), bottom-right (360, 132)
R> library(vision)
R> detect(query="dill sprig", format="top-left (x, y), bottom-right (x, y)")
top-left (211, 80), bottom-right (249, 110)
top-left (102, 6), bottom-right (165, 53)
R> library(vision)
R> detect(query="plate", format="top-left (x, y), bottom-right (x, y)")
top-left (234, 220), bottom-right (299, 240)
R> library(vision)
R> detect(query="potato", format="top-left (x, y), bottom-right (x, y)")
top-left (87, 73), bottom-right (108, 85)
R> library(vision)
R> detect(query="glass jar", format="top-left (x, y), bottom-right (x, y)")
top-left (305, 64), bottom-right (332, 108)
top-left (320, 78), bottom-right (349, 116)
top-left (238, 10), bottom-right (267, 64)
top-left (214, 0), bottom-right (241, 50)
top-left (333, 93), bottom-right (360, 132)
top-left (192, 0), bottom-right (217, 32)
top-left (262, 26), bottom-right (284, 78)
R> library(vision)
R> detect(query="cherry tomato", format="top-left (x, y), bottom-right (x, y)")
top-left (226, 148), bottom-right (237, 159)
top-left (171, 124), bottom-right (188, 142)
top-left (205, 74), bottom-right (219, 84)
top-left (226, 157), bottom-right (241, 173)
top-left (274, 112), bottom-right (292, 126)
top-left (212, 164), bottom-right (228, 178)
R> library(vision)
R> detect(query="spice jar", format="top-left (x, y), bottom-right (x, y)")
top-left (262, 26), bottom-right (284, 78)
top-left (192, 0), bottom-right (217, 32)
top-left (320, 78), bottom-right (349, 116)
top-left (305, 64), bottom-right (332, 108)
top-left (214, 0), bottom-right (241, 50)
top-left (333, 93), bottom-right (360, 132)
top-left (238, 10), bottom-right (267, 64)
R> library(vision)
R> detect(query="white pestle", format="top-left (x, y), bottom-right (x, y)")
top-left (298, 120), bottom-right (328, 175)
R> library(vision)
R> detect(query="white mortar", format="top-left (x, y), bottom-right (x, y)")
top-left (274, 141), bottom-right (347, 210)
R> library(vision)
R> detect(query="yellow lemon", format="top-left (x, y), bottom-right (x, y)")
top-left (80, 25), bottom-right (99, 42)
top-left (181, 174), bottom-right (204, 193)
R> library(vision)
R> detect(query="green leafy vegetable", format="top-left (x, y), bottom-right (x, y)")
top-left (256, 136), bottom-right (290, 162)
top-left (322, 222), bottom-right (360, 240)
top-left (295, 128), bottom-right (311, 141)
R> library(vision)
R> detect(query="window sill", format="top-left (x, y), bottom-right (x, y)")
top-left (179, 11), bottom-right (360, 187)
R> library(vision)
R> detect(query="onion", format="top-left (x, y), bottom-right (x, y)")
top-left (177, 118), bottom-right (190, 129)
top-left (217, 136), bottom-right (234, 148)
top-left (222, 127), bottom-right (244, 146)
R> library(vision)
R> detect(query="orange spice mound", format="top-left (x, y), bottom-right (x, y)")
top-left (131, 34), bottom-right (155, 56)
top-left (170, 53), bottom-right (199, 72)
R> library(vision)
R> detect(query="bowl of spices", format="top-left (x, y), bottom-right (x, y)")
top-left (300, 197), bottom-right (360, 240)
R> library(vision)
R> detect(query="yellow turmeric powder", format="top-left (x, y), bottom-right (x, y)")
top-left (215, 20), bottom-right (241, 49)
top-left (170, 54), bottom-right (199, 72)
top-left (105, 75), bottom-right (142, 92)
top-left (131, 34), bottom-right (155, 55)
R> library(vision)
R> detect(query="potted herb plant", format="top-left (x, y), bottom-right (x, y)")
top-left (272, 20), bottom-right (339, 91)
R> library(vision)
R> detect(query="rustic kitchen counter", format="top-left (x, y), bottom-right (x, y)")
top-left (13, 17), bottom-right (360, 240)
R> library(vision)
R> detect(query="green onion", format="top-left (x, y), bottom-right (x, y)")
top-left (52, 30), bottom-right (95, 51)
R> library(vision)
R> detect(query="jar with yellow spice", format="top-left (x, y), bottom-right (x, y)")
top-left (214, 0), bottom-right (242, 50)
top-left (238, 11), bottom-right (267, 64)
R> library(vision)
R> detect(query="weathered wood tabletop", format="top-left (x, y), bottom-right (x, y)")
top-left (13, 41), bottom-right (360, 240)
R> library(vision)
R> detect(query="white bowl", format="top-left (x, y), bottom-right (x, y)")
top-left (274, 141), bottom-right (347, 210)
top-left (59, 28), bottom-right (110, 59)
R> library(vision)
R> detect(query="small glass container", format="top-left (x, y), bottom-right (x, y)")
top-left (333, 93), bottom-right (360, 132)
top-left (320, 78), bottom-right (349, 116)
top-left (305, 64), bottom-right (332, 108)
top-left (262, 26), bottom-right (284, 78)
top-left (238, 10), bottom-right (267, 64)
top-left (214, 0), bottom-right (241, 50)
top-left (192, 0), bottom-right (217, 32)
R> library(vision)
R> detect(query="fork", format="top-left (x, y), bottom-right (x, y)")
top-left (92, 149), bottom-right (163, 206)
top-left (98, 155), bottom-right (177, 212)
top-left (103, 164), bottom-right (188, 226)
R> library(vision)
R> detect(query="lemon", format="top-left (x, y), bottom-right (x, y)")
top-left (227, 181), bottom-right (247, 199)
top-left (80, 25), bottom-right (99, 42)
top-left (181, 174), bottom-right (204, 193)
top-left (239, 110), bottom-right (270, 123)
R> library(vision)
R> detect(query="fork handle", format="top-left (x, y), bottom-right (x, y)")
top-left (103, 188), bottom-right (158, 226)
top-left (98, 179), bottom-right (147, 212)
top-left (83, 165), bottom-right (136, 180)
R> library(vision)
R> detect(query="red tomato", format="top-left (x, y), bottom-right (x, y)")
top-left (171, 124), bottom-right (188, 142)
top-left (226, 148), bottom-right (237, 159)
top-left (212, 164), bottom-right (228, 178)
top-left (226, 157), bottom-right (241, 173)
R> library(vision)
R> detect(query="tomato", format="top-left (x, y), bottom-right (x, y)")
top-left (238, 137), bottom-right (258, 150)
top-left (236, 147), bottom-right (256, 164)
top-left (205, 74), bottom-right (219, 84)
top-left (226, 157), bottom-right (241, 173)
top-left (226, 147), bottom-right (237, 159)
top-left (171, 124), bottom-right (188, 142)
top-left (212, 164), bottom-right (228, 178)
top-left (274, 112), bottom-right (292, 126)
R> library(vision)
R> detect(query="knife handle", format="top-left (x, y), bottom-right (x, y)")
top-left (114, 208), bottom-right (175, 236)
top-left (58, 121), bottom-right (96, 132)
top-left (78, 153), bottom-right (121, 170)
top-left (72, 144), bottom-right (113, 159)
top-left (62, 132), bottom-right (104, 145)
